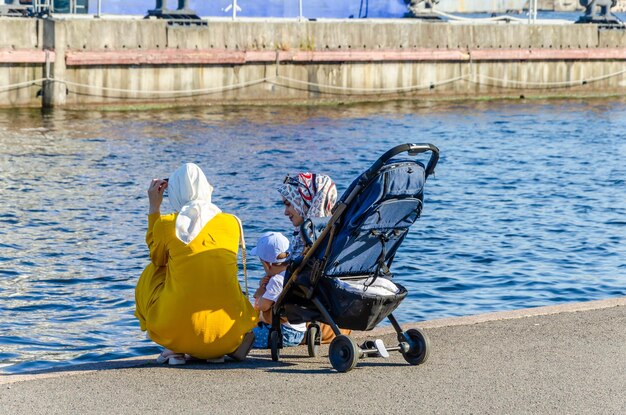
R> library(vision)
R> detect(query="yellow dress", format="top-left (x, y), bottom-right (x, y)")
top-left (135, 212), bottom-right (257, 359)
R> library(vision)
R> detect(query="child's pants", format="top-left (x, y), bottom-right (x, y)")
top-left (252, 322), bottom-right (305, 349)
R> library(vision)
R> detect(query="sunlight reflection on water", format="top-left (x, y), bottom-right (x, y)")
top-left (1, 99), bottom-right (625, 373)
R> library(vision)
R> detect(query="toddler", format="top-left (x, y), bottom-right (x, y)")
top-left (251, 231), bottom-right (306, 348)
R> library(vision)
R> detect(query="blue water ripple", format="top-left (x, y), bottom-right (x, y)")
top-left (1, 99), bottom-right (625, 374)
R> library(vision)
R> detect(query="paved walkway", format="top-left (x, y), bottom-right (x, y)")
top-left (1, 297), bottom-right (625, 414)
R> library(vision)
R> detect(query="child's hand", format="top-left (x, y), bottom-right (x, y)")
top-left (254, 275), bottom-right (271, 299)
top-left (259, 275), bottom-right (271, 288)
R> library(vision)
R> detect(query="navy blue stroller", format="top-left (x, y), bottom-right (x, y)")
top-left (270, 143), bottom-right (439, 372)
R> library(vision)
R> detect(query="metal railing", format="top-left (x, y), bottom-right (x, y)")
top-left (33, 0), bottom-right (51, 14)
top-left (2, 0), bottom-right (623, 26)
top-left (226, 0), bottom-right (304, 20)
top-left (33, 0), bottom-right (87, 14)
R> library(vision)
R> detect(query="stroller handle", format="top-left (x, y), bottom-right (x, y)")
top-left (334, 142), bottom-right (439, 218)
top-left (364, 143), bottom-right (439, 181)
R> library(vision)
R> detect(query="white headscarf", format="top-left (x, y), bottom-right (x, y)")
top-left (168, 163), bottom-right (221, 244)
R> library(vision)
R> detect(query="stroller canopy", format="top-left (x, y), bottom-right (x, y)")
top-left (319, 157), bottom-right (428, 279)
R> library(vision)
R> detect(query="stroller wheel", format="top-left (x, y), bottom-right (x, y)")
top-left (401, 328), bottom-right (430, 365)
top-left (270, 330), bottom-right (280, 362)
top-left (329, 335), bottom-right (360, 373)
top-left (307, 324), bottom-right (320, 357)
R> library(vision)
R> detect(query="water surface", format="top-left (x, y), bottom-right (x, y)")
top-left (0, 99), bottom-right (624, 373)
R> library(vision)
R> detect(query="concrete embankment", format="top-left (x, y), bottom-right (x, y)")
top-left (1, 17), bottom-right (626, 109)
top-left (1, 297), bottom-right (625, 414)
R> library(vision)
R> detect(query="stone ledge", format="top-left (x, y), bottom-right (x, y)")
top-left (63, 47), bottom-right (626, 66)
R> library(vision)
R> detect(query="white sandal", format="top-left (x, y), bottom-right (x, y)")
top-left (156, 349), bottom-right (186, 365)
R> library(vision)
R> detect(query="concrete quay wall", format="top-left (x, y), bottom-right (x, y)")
top-left (1, 17), bottom-right (626, 108)
top-left (0, 19), bottom-right (45, 108)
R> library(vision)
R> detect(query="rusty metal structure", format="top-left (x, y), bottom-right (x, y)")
top-left (145, 0), bottom-right (203, 24)
top-left (576, 0), bottom-right (623, 25)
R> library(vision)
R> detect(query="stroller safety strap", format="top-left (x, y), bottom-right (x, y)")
top-left (366, 230), bottom-right (392, 290)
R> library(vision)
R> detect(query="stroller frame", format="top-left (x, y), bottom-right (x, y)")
top-left (270, 143), bottom-right (439, 372)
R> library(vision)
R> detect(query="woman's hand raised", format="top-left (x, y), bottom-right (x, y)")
top-left (148, 179), bottom-right (168, 215)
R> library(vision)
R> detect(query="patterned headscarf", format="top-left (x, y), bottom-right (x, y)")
top-left (277, 172), bottom-right (337, 256)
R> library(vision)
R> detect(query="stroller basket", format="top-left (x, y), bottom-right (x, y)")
top-left (318, 276), bottom-right (408, 331)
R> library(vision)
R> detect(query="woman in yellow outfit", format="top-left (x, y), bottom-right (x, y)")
top-left (135, 163), bottom-right (257, 365)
